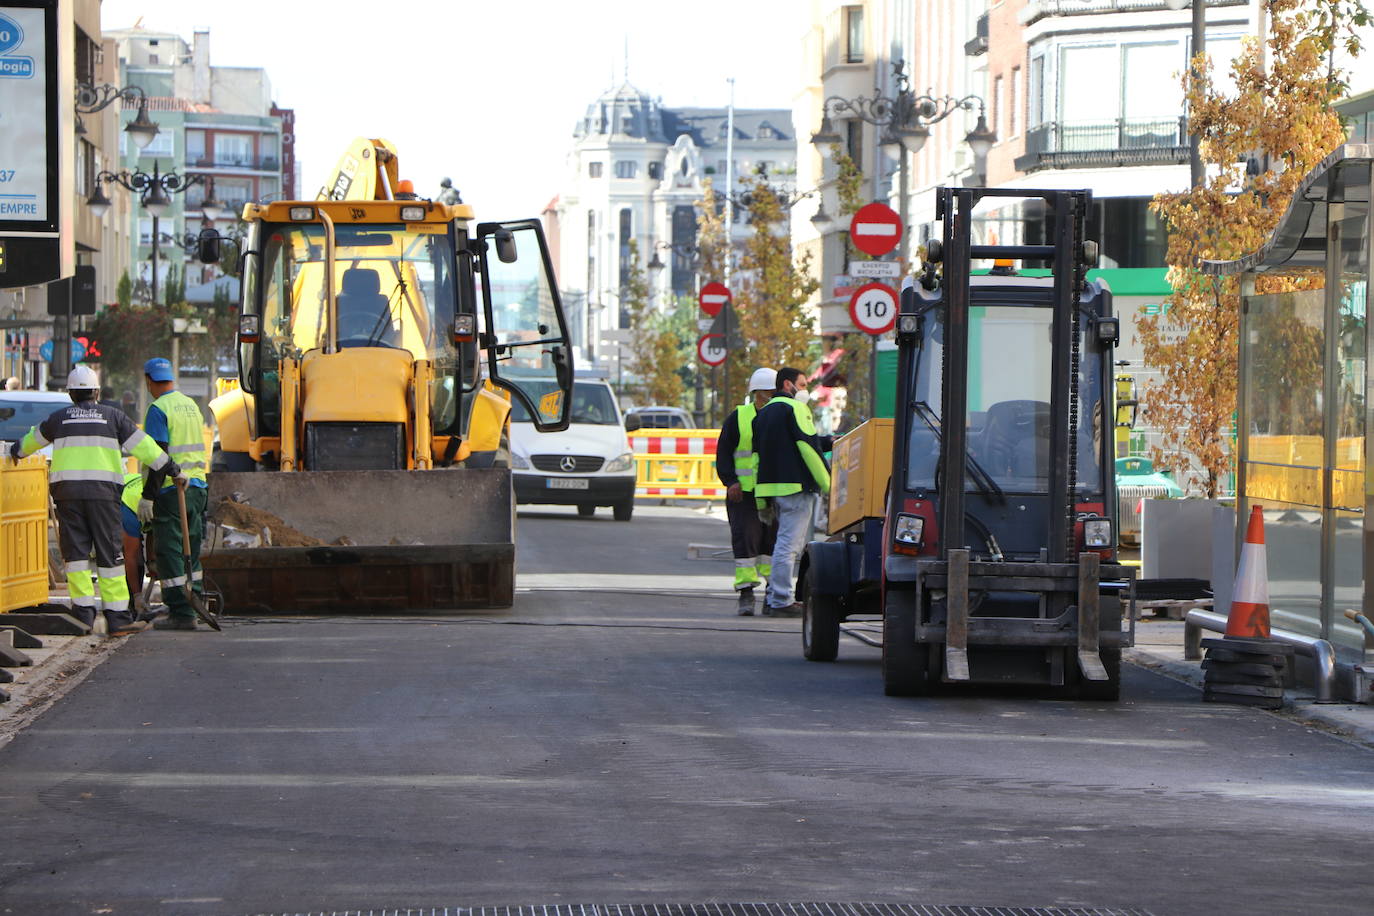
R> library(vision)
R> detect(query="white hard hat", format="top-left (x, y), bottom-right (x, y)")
top-left (747, 367), bottom-right (777, 393)
top-left (66, 364), bottom-right (99, 391)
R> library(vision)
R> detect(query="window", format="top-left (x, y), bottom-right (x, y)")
top-left (1029, 55), bottom-right (1046, 127)
top-left (648, 161), bottom-right (663, 180)
top-left (671, 205), bottom-right (696, 297)
top-left (756, 161), bottom-right (774, 174)
top-left (186, 130), bottom-right (206, 164)
top-left (216, 177), bottom-right (253, 209)
top-left (846, 120), bottom-right (862, 166)
top-left (1010, 67), bottom-right (1022, 138)
top-left (614, 160), bottom-right (638, 179)
top-left (844, 6), bottom-right (864, 63)
top-left (148, 54), bottom-right (159, 64)
top-left (588, 161), bottom-right (603, 178)
top-left (994, 76), bottom-right (1004, 140)
top-left (1122, 42), bottom-right (1181, 120)
top-left (1060, 45), bottom-right (1118, 123)
top-left (214, 134), bottom-right (254, 168)
top-left (618, 208), bottom-right (633, 325)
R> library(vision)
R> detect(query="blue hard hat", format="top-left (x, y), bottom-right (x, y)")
top-left (143, 357), bottom-right (174, 382)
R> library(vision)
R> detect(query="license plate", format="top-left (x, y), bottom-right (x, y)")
top-left (547, 478), bottom-right (589, 490)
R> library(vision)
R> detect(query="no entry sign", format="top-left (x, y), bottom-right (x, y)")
top-left (697, 333), bottom-right (727, 366)
top-left (849, 202), bottom-right (903, 258)
top-left (698, 282), bottom-right (731, 317)
top-left (848, 282), bottom-right (898, 335)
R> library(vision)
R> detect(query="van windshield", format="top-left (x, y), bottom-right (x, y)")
top-left (510, 381), bottom-right (618, 425)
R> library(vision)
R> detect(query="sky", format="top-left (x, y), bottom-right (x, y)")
top-left (98, 0), bottom-right (804, 219)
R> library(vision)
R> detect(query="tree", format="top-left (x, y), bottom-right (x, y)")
top-left (88, 303), bottom-right (172, 395)
top-left (622, 239), bottom-right (685, 406)
top-left (115, 271), bottom-right (132, 309)
top-left (1140, 0), bottom-right (1365, 496)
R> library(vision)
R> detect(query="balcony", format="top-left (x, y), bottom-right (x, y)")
top-left (187, 155), bottom-right (281, 172)
top-left (1014, 118), bottom-right (1189, 172)
top-left (1022, 0), bottom-right (1247, 23)
top-left (964, 12), bottom-right (988, 57)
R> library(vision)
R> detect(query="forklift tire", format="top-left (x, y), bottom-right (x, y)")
top-left (801, 573), bottom-right (841, 662)
top-left (882, 603), bottom-right (930, 696)
top-left (1078, 649), bottom-right (1122, 702)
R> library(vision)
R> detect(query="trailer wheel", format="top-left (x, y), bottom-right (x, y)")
top-left (1077, 649), bottom-right (1121, 702)
top-left (882, 603), bottom-right (930, 696)
top-left (801, 571), bottom-right (841, 662)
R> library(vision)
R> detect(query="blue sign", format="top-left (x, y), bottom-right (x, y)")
top-left (39, 338), bottom-right (86, 363)
top-left (0, 14), bottom-right (23, 55)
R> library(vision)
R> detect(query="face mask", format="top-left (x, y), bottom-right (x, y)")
top-left (793, 388), bottom-right (811, 406)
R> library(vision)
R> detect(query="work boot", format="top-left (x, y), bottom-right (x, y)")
top-left (105, 611), bottom-right (147, 636)
top-left (153, 615), bottom-right (199, 632)
top-left (768, 602), bottom-right (802, 618)
top-left (736, 587), bottom-right (755, 616)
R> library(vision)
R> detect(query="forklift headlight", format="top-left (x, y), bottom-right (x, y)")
top-left (1083, 518), bottom-right (1113, 548)
top-left (400, 205), bottom-right (426, 222)
top-left (1095, 316), bottom-right (1120, 346)
top-left (288, 206), bottom-right (315, 221)
top-left (453, 314), bottom-right (476, 343)
top-left (897, 314), bottom-right (921, 336)
top-left (894, 512), bottom-right (924, 552)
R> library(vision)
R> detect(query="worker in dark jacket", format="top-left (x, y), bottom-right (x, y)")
top-left (752, 366), bottom-right (831, 617)
top-left (7, 365), bottom-right (184, 635)
top-left (715, 367), bottom-right (778, 616)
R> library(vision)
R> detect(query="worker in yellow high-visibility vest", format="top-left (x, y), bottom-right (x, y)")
top-left (6, 365), bottom-right (184, 635)
top-left (715, 367), bottom-right (778, 616)
top-left (140, 357), bottom-right (209, 631)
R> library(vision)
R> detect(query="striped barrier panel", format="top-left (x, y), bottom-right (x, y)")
top-left (631, 429), bottom-right (725, 500)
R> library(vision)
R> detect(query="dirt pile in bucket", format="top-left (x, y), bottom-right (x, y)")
top-left (210, 499), bottom-right (325, 548)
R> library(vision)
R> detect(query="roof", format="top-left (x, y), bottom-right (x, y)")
top-left (1202, 144), bottom-right (1374, 275)
top-left (662, 108), bottom-right (793, 150)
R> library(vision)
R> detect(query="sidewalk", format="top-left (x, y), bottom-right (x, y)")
top-left (0, 613), bottom-right (124, 750)
top-left (1127, 616), bottom-right (1374, 748)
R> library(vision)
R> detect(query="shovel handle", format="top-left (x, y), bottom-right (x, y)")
top-left (176, 477), bottom-right (192, 558)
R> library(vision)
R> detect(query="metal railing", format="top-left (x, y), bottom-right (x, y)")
top-left (1017, 118), bottom-right (1189, 171)
top-left (1025, 0), bottom-right (1246, 20)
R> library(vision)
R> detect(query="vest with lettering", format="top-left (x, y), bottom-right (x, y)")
top-left (152, 389), bottom-right (208, 488)
top-left (19, 402), bottom-right (167, 501)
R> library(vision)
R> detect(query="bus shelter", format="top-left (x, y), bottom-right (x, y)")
top-left (1204, 144), bottom-right (1372, 700)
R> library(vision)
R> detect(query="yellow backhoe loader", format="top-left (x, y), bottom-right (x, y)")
top-left (203, 138), bottom-right (573, 611)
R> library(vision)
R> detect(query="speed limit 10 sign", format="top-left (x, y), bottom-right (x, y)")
top-left (848, 282), bottom-right (898, 335)
top-left (697, 333), bottom-right (727, 366)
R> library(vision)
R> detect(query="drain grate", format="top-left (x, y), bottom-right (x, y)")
top-left (248, 901), bottom-right (1154, 916)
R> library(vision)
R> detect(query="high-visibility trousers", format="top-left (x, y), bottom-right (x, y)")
top-left (726, 493), bottom-right (777, 591)
top-left (55, 498), bottom-right (130, 626)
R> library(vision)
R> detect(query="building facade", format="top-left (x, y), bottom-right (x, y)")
top-left (103, 25), bottom-right (293, 303)
top-left (553, 81), bottom-right (795, 370)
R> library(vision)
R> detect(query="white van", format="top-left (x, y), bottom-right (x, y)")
top-left (509, 377), bottom-right (637, 520)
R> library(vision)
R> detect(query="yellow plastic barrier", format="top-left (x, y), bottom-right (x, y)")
top-left (1246, 435), bottom-right (1364, 509)
top-left (1, 455), bottom-right (50, 613)
top-left (630, 429), bottom-right (724, 500)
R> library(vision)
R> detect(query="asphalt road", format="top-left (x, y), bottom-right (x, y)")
top-left (0, 504), bottom-right (1371, 916)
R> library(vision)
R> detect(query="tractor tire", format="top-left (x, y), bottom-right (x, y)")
top-left (882, 602), bottom-right (930, 696)
top-left (802, 570), bottom-right (841, 662)
top-left (577, 504), bottom-right (596, 517)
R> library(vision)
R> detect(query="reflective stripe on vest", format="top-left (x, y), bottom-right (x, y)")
top-left (734, 402), bottom-right (759, 492)
top-left (153, 390), bottom-right (208, 482)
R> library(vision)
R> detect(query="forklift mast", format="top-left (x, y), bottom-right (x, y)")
top-left (931, 187), bottom-right (1096, 565)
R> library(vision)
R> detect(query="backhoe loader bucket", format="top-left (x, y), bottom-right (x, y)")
top-left (201, 469), bottom-right (514, 613)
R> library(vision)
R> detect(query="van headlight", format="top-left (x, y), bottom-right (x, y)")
top-left (511, 452), bottom-right (530, 469)
top-left (604, 451), bottom-right (634, 473)
top-left (1083, 518), bottom-right (1113, 548)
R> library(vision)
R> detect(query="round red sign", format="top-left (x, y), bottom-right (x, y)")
top-left (697, 333), bottom-right (727, 366)
top-left (848, 282), bottom-right (898, 336)
top-left (698, 282), bottom-right (731, 317)
top-left (849, 202), bottom-right (903, 258)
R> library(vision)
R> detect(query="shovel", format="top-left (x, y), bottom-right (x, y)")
top-left (176, 478), bottom-right (221, 631)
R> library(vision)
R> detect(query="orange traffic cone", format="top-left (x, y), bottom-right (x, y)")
top-left (1226, 505), bottom-right (1271, 639)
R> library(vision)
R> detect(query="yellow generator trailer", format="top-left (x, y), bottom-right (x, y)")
top-left (203, 140), bottom-right (573, 612)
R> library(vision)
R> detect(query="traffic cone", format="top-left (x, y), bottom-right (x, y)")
top-left (1226, 505), bottom-right (1271, 639)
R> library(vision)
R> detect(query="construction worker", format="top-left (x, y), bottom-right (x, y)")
top-left (140, 357), bottom-right (209, 631)
top-left (119, 470), bottom-right (147, 615)
top-left (753, 366), bottom-right (830, 617)
top-left (5, 365), bottom-right (184, 635)
top-left (715, 367), bottom-right (778, 616)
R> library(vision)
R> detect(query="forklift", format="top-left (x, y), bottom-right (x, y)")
top-left (800, 187), bottom-right (1136, 699)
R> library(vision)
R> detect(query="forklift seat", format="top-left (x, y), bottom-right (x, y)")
top-left (337, 268), bottom-right (396, 345)
top-left (980, 400), bottom-right (1050, 480)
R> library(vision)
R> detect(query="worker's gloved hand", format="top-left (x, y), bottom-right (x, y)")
top-left (726, 483), bottom-right (743, 503)
top-left (173, 470), bottom-right (191, 485)
top-left (137, 498), bottom-right (155, 524)
top-left (6, 441), bottom-right (20, 462)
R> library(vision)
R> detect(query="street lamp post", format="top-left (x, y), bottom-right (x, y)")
top-left (86, 163), bottom-right (216, 306)
top-left (1163, 0), bottom-right (1207, 187)
top-left (811, 60), bottom-right (996, 264)
top-left (74, 81), bottom-right (160, 150)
